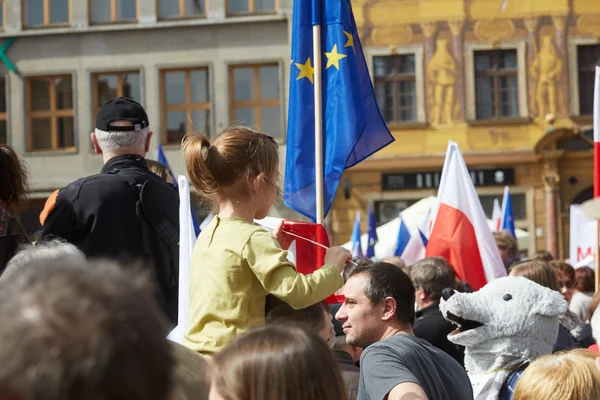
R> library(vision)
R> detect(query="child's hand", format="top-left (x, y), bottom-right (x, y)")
top-left (274, 221), bottom-right (293, 250)
top-left (325, 247), bottom-right (352, 272)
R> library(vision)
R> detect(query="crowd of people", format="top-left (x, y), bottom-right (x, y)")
top-left (1, 97), bottom-right (600, 400)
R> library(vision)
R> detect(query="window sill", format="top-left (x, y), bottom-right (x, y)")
top-left (386, 122), bottom-right (429, 130)
top-left (23, 23), bottom-right (71, 30)
top-left (570, 115), bottom-right (593, 125)
top-left (466, 117), bottom-right (532, 127)
top-left (24, 147), bottom-right (78, 156)
top-left (157, 15), bottom-right (207, 22)
top-left (226, 11), bottom-right (279, 17)
top-left (89, 19), bottom-right (139, 26)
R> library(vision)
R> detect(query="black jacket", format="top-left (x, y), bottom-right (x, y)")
top-left (0, 206), bottom-right (30, 274)
top-left (413, 303), bottom-right (465, 366)
top-left (40, 155), bottom-right (180, 324)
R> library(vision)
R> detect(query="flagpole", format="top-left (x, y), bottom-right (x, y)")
top-left (312, 1), bottom-right (324, 225)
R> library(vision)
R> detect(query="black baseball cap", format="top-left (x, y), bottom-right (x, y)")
top-left (96, 97), bottom-right (149, 132)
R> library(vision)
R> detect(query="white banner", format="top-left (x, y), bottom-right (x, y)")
top-left (570, 205), bottom-right (596, 269)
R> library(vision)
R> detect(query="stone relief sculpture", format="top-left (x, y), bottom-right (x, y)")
top-left (427, 39), bottom-right (457, 125)
top-left (531, 35), bottom-right (563, 119)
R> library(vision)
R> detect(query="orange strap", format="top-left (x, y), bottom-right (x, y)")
top-left (39, 189), bottom-right (59, 226)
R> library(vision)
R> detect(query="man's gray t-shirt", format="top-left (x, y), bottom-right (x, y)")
top-left (358, 334), bottom-right (473, 400)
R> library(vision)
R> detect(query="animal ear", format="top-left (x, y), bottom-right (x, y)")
top-left (532, 290), bottom-right (568, 317)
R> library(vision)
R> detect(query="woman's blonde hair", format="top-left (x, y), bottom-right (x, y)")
top-left (509, 260), bottom-right (558, 291)
top-left (210, 325), bottom-right (348, 400)
top-left (183, 127), bottom-right (280, 210)
top-left (513, 349), bottom-right (600, 400)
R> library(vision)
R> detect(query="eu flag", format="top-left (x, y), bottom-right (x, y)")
top-left (501, 186), bottom-right (516, 239)
top-left (284, 0), bottom-right (394, 221)
top-left (366, 205), bottom-right (378, 258)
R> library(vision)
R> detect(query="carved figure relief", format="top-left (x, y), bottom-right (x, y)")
top-left (427, 39), bottom-right (457, 125)
top-left (531, 36), bottom-right (564, 119)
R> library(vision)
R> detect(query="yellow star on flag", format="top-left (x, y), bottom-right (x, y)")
top-left (344, 31), bottom-right (355, 49)
top-left (295, 57), bottom-right (315, 83)
top-left (325, 44), bottom-right (347, 70)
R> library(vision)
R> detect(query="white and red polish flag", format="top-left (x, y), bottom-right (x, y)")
top-left (492, 198), bottom-right (502, 232)
top-left (426, 141), bottom-right (507, 290)
top-left (594, 66), bottom-right (600, 198)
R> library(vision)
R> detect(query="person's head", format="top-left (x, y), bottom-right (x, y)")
top-left (344, 257), bottom-right (372, 282)
top-left (209, 325), bottom-right (347, 400)
top-left (532, 250), bottom-right (554, 262)
top-left (0, 144), bottom-right (28, 210)
top-left (91, 97), bottom-right (152, 162)
top-left (575, 267), bottom-right (595, 294)
top-left (183, 127), bottom-right (279, 219)
top-left (509, 259), bottom-right (558, 291)
top-left (2, 240), bottom-right (85, 282)
top-left (550, 261), bottom-right (576, 304)
top-left (513, 349), bottom-right (600, 400)
top-left (493, 231), bottom-right (518, 264)
top-left (0, 257), bottom-right (173, 400)
top-left (336, 262), bottom-right (415, 348)
top-left (147, 159), bottom-right (174, 184)
top-left (410, 256), bottom-right (457, 310)
top-left (382, 256), bottom-right (406, 270)
top-left (266, 301), bottom-right (335, 347)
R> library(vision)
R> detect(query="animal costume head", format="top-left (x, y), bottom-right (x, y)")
top-left (439, 276), bottom-right (567, 400)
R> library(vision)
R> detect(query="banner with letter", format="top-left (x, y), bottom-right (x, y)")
top-left (570, 205), bottom-right (596, 269)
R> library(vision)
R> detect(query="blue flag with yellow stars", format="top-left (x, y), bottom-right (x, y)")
top-left (284, 0), bottom-right (394, 222)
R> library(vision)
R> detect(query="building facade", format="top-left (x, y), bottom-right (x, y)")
top-left (329, 0), bottom-right (599, 261)
top-left (0, 0), bottom-right (295, 234)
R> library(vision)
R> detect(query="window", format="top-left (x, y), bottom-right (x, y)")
top-left (0, 77), bottom-right (6, 144)
top-left (474, 50), bottom-right (519, 120)
top-left (92, 71), bottom-right (141, 116)
top-left (161, 68), bottom-right (211, 144)
top-left (577, 45), bottom-right (600, 116)
top-left (373, 55), bottom-right (417, 123)
top-left (26, 75), bottom-right (75, 152)
top-left (23, 0), bottom-right (70, 27)
top-left (159, 0), bottom-right (204, 19)
top-left (0, 0), bottom-right (5, 30)
top-left (90, 0), bottom-right (137, 23)
top-left (229, 64), bottom-right (281, 137)
top-left (227, 0), bottom-right (277, 14)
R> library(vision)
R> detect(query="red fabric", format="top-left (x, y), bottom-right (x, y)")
top-left (425, 203), bottom-right (488, 291)
top-left (595, 142), bottom-right (600, 198)
top-left (282, 220), bottom-right (343, 303)
top-left (589, 344), bottom-right (599, 353)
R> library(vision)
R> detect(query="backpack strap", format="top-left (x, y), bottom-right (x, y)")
top-left (499, 362), bottom-right (529, 400)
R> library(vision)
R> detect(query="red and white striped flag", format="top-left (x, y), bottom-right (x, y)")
top-left (426, 141), bottom-right (507, 290)
top-left (594, 66), bottom-right (600, 198)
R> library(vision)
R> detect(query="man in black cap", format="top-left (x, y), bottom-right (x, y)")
top-left (39, 97), bottom-right (180, 325)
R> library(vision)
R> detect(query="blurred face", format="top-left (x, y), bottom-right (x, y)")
top-left (336, 274), bottom-right (383, 348)
top-left (497, 247), bottom-right (511, 263)
top-left (317, 307), bottom-right (336, 347)
top-left (555, 269), bottom-right (574, 303)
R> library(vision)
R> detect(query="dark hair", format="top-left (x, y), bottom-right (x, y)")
top-left (146, 159), bottom-right (171, 181)
top-left (532, 250), bottom-right (554, 262)
top-left (344, 257), bottom-right (372, 282)
top-left (493, 231), bottom-right (519, 259)
top-left (211, 325), bottom-right (348, 400)
top-left (410, 256), bottom-right (457, 302)
top-left (349, 262), bottom-right (416, 325)
top-left (0, 144), bottom-right (28, 209)
top-left (0, 258), bottom-right (173, 400)
top-left (550, 261), bottom-right (576, 289)
top-left (266, 301), bottom-right (329, 335)
top-left (575, 267), bottom-right (595, 293)
top-left (183, 127), bottom-right (280, 211)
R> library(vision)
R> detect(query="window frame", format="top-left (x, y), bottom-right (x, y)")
top-left (473, 49), bottom-right (520, 120)
top-left (91, 70), bottom-right (142, 118)
top-left (365, 46), bottom-right (425, 126)
top-left (0, 0), bottom-right (5, 31)
top-left (25, 74), bottom-right (76, 152)
top-left (372, 54), bottom-right (418, 124)
top-left (228, 62), bottom-right (282, 137)
top-left (464, 41), bottom-right (527, 122)
top-left (160, 67), bottom-right (212, 145)
top-left (88, 0), bottom-right (139, 24)
top-left (157, 0), bottom-right (206, 20)
top-left (568, 37), bottom-right (600, 117)
top-left (22, 0), bottom-right (71, 29)
top-left (226, 0), bottom-right (279, 15)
